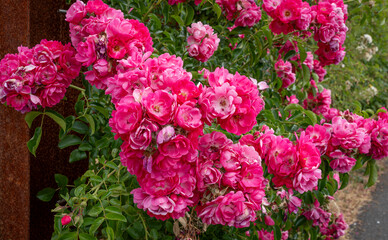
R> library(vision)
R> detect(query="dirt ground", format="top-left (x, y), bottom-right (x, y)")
top-left (335, 160), bottom-right (387, 240)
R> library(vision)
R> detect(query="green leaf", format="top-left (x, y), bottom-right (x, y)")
top-left (71, 121), bottom-right (89, 134)
top-left (91, 104), bottom-right (110, 118)
top-left (150, 229), bottom-right (158, 240)
top-left (171, 15), bottom-right (184, 26)
top-left (284, 103), bottom-right (304, 112)
top-left (105, 206), bottom-right (122, 215)
top-left (84, 114), bottom-right (96, 135)
top-left (305, 110), bottom-right (317, 125)
top-left (149, 13), bottom-right (161, 30)
top-left (302, 64), bottom-right (311, 83)
top-left (79, 233), bottom-right (97, 240)
top-left (185, 5), bottom-right (195, 25)
top-left (284, 50), bottom-right (296, 61)
top-left (58, 232), bottom-right (77, 240)
top-left (88, 206), bottom-right (103, 217)
top-left (25, 111), bottom-right (42, 128)
top-left (46, 110), bottom-right (66, 132)
top-left (339, 173), bottom-right (349, 190)
top-left (106, 226), bottom-right (115, 240)
top-left (366, 159), bottom-right (378, 188)
top-left (27, 127), bottom-right (42, 157)
top-left (37, 187), bottom-right (56, 202)
top-left (55, 174), bottom-right (68, 188)
top-left (69, 149), bottom-right (87, 163)
top-left (273, 225), bottom-right (281, 240)
top-left (213, 3), bottom-right (222, 19)
top-left (58, 135), bottom-right (82, 149)
top-left (105, 213), bottom-right (127, 222)
top-left (89, 217), bottom-right (105, 235)
top-left (79, 142), bottom-right (93, 151)
top-left (299, 46), bottom-right (307, 63)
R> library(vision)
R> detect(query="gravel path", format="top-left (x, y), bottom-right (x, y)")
top-left (350, 164), bottom-right (388, 240)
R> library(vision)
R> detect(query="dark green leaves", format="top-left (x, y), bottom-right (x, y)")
top-left (69, 149), bottom-right (87, 163)
top-left (55, 174), bottom-right (69, 188)
top-left (46, 110), bottom-right (66, 132)
top-left (366, 159), bottom-right (378, 188)
top-left (25, 111), bottom-right (42, 128)
top-left (28, 127), bottom-right (42, 157)
top-left (37, 187), bottom-right (56, 202)
top-left (58, 135), bottom-right (82, 149)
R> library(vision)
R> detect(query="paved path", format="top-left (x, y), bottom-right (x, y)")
top-left (350, 163), bottom-right (388, 240)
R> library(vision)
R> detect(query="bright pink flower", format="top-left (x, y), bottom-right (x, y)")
top-left (85, 0), bottom-right (109, 15)
top-left (239, 163), bottom-right (264, 192)
top-left (198, 132), bottom-right (233, 161)
top-left (38, 83), bottom-right (67, 108)
top-left (264, 215), bottom-right (275, 226)
top-left (266, 136), bottom-right (298, 187)
top-left (61, 215), bottom-right (72, 226)
top-left (369, 120), bottom-right (388, 160)
top-left (175, 101), bottom-right (203, 131)
top-left (297, 132), bottom-right (321, 169)
top-left (131, 188), bottom-right (175, 217)
top-left (293, 168), bottom-right (322, 194)
top-left (75, 35), bottom-right (97, 67)
top-left (305, 124), bottom-right (331, 154)
top-left (159, 135), bottom-right (193, 159)
top-left (329, 150), bottom-right (356, 173)
top-left (142, 89), bottom-right (176, 125)
top-left (187, 22), bottom-right (207, 41)
top-left (129, 119), bottom-right (159, 150)
top-left (186, 22), bottom-right (219, 62)
top-left (235, 5), bottom-right (262, 27)
top-left (276, 0), bottom-right (302, 23)
top-left (109, 96), bottom-right (143, 140)
top-left (65, 0), bottom-right (86, 24)
top-left (196, 160), bottom-right (222, 191)
top-left (331, 116), bottom-right (365, 149)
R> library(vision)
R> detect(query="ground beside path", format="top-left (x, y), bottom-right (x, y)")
top-left (349, 161), bottom-right (388, 240)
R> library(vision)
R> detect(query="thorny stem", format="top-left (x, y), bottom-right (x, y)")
top-left (138, 213), bottom-right (150, 240)
top-left (69, 84), bottom-right (85, 92)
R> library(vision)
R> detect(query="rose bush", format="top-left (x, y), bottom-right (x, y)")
top-left (1, 0), bottom-right (387, 239)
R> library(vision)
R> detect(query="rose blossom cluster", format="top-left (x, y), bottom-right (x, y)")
top-left (302, 109), bottom-right (388, 174)
top-left (274, 59), bottom-right (296, 88)
top-left (199, 67), bottom-right (265, 135)
top-left (0, 40), bottom-right (81, 113)
top-left (303, 200), bottom-right (348, 239)
top-left (303, 80), bottom-right (332, 116)
top-left (263, 0), bottom-right (313, 35)
top-left (195, 132), bottom-right (267, 228)
top-left (106, 50), bottom-right (266, 228)
top-left (66, 0), bottom-right (153, 90)
top-left (240, 125), bottom-right (322, 194)
top-left (216, 0), bottom-right (262, 27)
top-left (312, 0), bottom-right (348, 66)
top-left (186, 22), bottom-right (220, 62)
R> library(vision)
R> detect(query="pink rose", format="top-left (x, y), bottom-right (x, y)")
top-left (293, 168), bottom-right (322, 194)
top-left (187, 22), bottom-right (207, 41)
top-left (65, 0), bottom-right (86, 24)
top-left (159, 135), bottom-right (193, 159)
top-left (175, 101), bottom-right (203, 131)
top-left (75, 35), bottom-right (97, 67)
top-left (109, 96), bottom-right (143, 140)
top-left (329, 150), bottom-right (356, 173)
top-left (235, 6), bottom-right (262, 27)
top-left (129, 119), bottom-right (159, 150)
top-left (142, 89), bottom-right (176, 125)
top-left (85, 0), bottom-right (109, 15)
